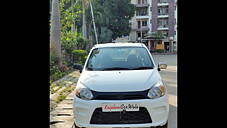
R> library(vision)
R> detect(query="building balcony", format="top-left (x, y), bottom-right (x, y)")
top-left (157, 3), bottom-right (169, 6)
top-left (158, 15), bottom-right (169, 18)
top-left (135, 15), bottom-right (150, 19)
top-left (135, 3), bottom-right (149, 7)
top-left (174, 35), bottom-right (177, 41)
top-left (132, 26), bottom-right (150, 31)
top-left (157, 27), bottom-right (169, 30)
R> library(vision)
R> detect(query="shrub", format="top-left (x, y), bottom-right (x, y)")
top-left (50, 55), bottom-right (73, 82)
top-left (155, 49), bottom-right (165, 53)
top-left (72, 50), bottom-right (88, 65)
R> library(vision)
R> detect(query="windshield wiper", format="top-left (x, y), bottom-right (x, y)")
top-left (130, 66), bottom-right (154, 70)
top-left (102, 67), bottom-right (130, 71)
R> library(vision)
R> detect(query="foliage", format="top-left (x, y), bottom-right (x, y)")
top-left (56, 85), bottom-right (75, 103)
top-left (60, 0), bottom-right (82, 33)
top-left (50, 0), bottom-right (88, 82)
top-left (50, 55), bottom-right (73, 81)
top-left (59, 0), bottom-right (88, 66)
top-left (76, 35), bottom-right (89, 49)
top-left (86, 0), bottom-right (135, 43)
top-left (155, 49), bottom-right (165, 53)
top-left (99, 27), bottom-right (113, 43)
top-left (145, 31), bottom-right (165, 40)
top-left (102, 0), bottom-right (135, 40)
top-left (50, 0), bottom-right (135, 82)
top-left (50, 83), bottom-right (63, 94)
top-left (72, 49), bottom-right (88, 64)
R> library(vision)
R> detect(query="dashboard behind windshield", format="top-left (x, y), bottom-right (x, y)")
top-left (86, 47), bottom-right (154, 71)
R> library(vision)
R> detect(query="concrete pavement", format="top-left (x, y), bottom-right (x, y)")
top-left (153, 54), bottom-right (177, 128)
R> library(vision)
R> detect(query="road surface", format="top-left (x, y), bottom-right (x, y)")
top-left (153, 54), bottom-right (177, 128)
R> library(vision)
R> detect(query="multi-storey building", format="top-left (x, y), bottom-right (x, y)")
top-left (129, 0), bottom-right (152, 42)
top-left (129, 0), bottom-right (177, 52)
top-left (174, 0), bottom-right (177, 52)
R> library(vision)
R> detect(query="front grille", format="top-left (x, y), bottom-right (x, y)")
top-left (91, 90), bottom-right (149, 100)
top-left (90, 107), bottom-right (152, 124)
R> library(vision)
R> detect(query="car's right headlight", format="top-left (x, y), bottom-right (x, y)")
top-left (75, 84), bottom-right (93, 100)
top-left (147, 81), bottom-right (166, 99)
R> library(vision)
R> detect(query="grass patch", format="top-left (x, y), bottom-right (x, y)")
top-left (50, 83), bottom-right (64, 94)
top-left (56, 95), bottom-right (67, 104)
top-left (55, 85), bottom-right (75, 103)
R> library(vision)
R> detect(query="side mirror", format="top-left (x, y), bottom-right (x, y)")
top-left (158, 62), bottom-right (167, 71)
top-left (73, 64), bottom-right (83, 73)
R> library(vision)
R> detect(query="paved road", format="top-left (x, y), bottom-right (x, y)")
top-left (153, 54), bottom-right (177, 128)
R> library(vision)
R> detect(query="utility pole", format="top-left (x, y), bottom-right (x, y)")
top-left (89, 0), bottom-right (98, 44)
top-left (82, 0), bottom-right (87, 38)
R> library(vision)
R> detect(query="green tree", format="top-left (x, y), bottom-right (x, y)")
top-left (99, 27), bottom-right (113, 43)
top-left (103, 0), bottom-right (135, 40)
top-left (86, 0), bottom-right (135, 43)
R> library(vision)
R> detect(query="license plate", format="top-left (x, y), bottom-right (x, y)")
top-left (102, 103), bottom-right (139, 112)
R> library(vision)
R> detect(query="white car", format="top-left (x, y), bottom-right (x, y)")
top-left (73, 43), bottom-right (169, 128)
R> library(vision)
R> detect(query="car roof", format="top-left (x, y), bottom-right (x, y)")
top-left (93, 43), bottom-right (145, 48)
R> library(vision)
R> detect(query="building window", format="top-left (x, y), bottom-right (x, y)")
top-left (137, 32), bottom-right (146, 39)
top-left (158, 8), bottom-right (161, 14)
top-left (138, 0), bottom-right (141, 4)
top-left (138, 0), bottom-right (147, 4)
top-left (136, 8), bottom-right (148, 16)
top-left (137, 21), bottom-right (141, 28)
top-left (158, 19), bottom-right (168, 28)
top-left (158, 7), bottom-right (169, 15)
top-left (137, 32), bottom-right (141, 38)
top-left (159, 0), bottom-right (168, 3)
top-left (142, 20), bottom-right (147, 26)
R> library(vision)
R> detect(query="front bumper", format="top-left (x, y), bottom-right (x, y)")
top-left (73, 95), bottom-right (169, 128)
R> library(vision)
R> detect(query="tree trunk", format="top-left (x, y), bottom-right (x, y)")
top-left (50, 0), bottom-right (62, 67)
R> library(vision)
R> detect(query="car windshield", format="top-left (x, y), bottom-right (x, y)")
top-left (86, 47), bottom-right (154, 71)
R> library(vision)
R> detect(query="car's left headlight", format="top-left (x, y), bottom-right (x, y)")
top-left (147, 81), bottom-right (166, 99)
top-left (75, 84), bottom-right (93, 100)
